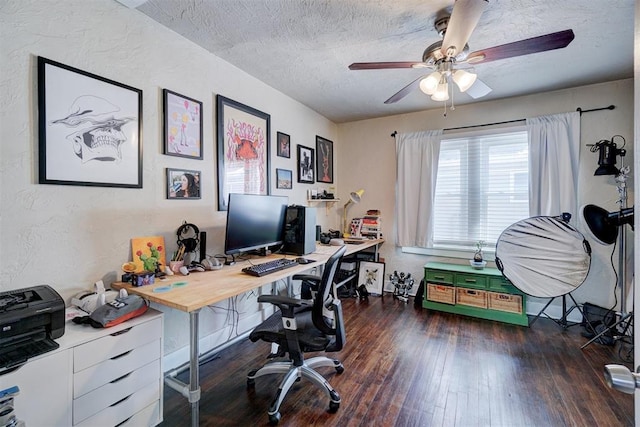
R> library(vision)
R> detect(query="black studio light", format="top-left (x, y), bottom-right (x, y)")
top-left (591, 138), bottom-right (623, 176)
top-left (582, 204), bottom-right (635, 245)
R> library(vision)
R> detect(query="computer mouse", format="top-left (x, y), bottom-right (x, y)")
top-left (296, 257), bottom-right (314, 264)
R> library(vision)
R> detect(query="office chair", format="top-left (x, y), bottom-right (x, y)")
top-left (247, 245), bottom-right (347, 425)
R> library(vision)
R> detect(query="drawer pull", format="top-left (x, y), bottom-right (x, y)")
top-left (464, 279), bottom-right (477, 283)
top-left (434, 275), bottom-right (445, 280)
top-left (115, 416), bottom-right (132, 427)
top-left (111, 350), bottom-right (133, 360)
top-left (110, 371), bottom-right (133, 384)
top-left (110, 394), bottom-right (132, 407)
top-left (110, 327), bottom-right (133, 337)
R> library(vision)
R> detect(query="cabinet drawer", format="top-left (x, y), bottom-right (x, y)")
top-left (74, 317), bottom-right (161, 372)
top-left (74, 339), bottom-right (160, 398)
top-left (455, 273), bottom-right (487, 289)
top-left (73, 359), bottom-right (160, 425)
top-left (74, 380), bottom-right (160, 427)
top-left (425, 270), bottom-right (454, 285)
top-left (119, 400), bottom-right (161, 427)
top-left (488, 277), bottom-right (521, 294)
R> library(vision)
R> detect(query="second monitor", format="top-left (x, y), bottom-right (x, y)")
top-left (283, 205), bottom-right (316, 256)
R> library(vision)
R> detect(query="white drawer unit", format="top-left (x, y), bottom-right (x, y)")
top-left (0, 308), bottom-right (163, 427)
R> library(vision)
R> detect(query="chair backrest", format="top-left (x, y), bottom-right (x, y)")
top-left (312, 245), bottom-right (347, 335)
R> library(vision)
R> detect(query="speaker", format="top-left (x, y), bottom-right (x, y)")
top-left (283, 205), bottom-right (316, 255)
top-left (199, 231), bottom-right (207, 261)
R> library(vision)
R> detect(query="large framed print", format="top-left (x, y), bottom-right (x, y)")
top-left (358, 261), bottom-right (385, 295)
top-left (297, 145), bottom-right (314, 183)
top-left (38, 56), bottom-right (142, 188)
top-left (163, 89), bottom-right (203, 159)
top-left (315, 136), bottom-right (334, 183)
top-left (216, 95), bottom-right (270, 210)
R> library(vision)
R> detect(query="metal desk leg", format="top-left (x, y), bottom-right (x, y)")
top-left (189, 309), bottom-right (201, 427)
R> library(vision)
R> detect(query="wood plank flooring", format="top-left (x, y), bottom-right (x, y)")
top-left (160, 295), bottom-right (634, 426)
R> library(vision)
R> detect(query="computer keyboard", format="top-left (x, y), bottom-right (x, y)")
top-left (242, 258), bottom-right (299, 277)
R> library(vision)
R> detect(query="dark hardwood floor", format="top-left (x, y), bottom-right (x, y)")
top-left (160, 295), bottom-right (634, 426)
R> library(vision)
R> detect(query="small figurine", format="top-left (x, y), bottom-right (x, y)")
top-left (389, 270), bottom-right (415, 303)
top-left (474, 240), bottom-right (485, 262)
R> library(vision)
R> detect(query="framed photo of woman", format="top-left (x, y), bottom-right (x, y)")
top-left (167, 168), bottom-right (201, 199)
top-left (297, 145), bottom-right (314, 183)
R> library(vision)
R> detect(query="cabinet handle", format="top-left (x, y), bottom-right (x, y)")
top-left (434, 275), bottom-right (445, 280)
top-left (111, 350), bottom-right (133, 360)
top-left (110, 371), bottom-right (133, 384)
top-left (465, 279), bottom-right (477, 283)
top-left (110, 327), bottom-right (133, 337)
top-left (110, 393), bottom-right (132, 407)
top-left (115, 416), bottom-right (132, 427)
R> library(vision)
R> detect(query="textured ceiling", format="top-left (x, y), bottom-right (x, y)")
top-left (127, 0), bottom-right (634, 123)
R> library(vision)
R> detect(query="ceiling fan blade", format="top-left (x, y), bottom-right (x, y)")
top-left (466, 29), bottom-right (575, 64)
top-left (465, 77), bottom-right (492, 99)
top-left (349, 62), bottom-right (427, 70)
top-left (441, 0), bottom-right (489, 58)
top-left (384, 75), bottom-right (427, 104)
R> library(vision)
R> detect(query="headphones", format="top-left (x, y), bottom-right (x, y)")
top-left (177, 222), bottom-right (200, 253)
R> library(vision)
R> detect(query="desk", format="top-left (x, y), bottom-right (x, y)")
top-left (112, 239), bottom-right (383, 426)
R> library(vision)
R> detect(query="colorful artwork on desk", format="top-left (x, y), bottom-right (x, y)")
top-left (131, 236), bottom-right (166, 273)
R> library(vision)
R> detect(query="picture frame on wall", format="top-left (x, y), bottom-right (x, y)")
top-left (297, 145), bottom-right (315, 183)
top-left (216, 95), bottom-right (270, 211)
top-left (358, 261), bottom-right (385, 295)
top-left (276, 168), bottom-right (293, 189)
top-left (276, 131), bottom-right (290, 158)
top-left (166, 168), bottom-right (201, 199)
top-left (315, 135), bottom-right (334, 183)
top-left (37, 56), bottom-right (142, 188)
top-left (163, 89), bottom-right (203, 159)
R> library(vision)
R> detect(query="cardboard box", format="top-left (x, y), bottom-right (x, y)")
top-left (488, 292), bottom-right (523, 314)
top-left (427, 283), bottom-right (455, 305)
top-left (456, 288), bottom-right (487, 309)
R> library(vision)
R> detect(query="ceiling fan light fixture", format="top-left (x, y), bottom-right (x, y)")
top-left (452, 69), bottom-right (477, 92)
top-left (431, 80), bottom-right (449, 101)
top-left (419, 72), bottom-right (441, 95)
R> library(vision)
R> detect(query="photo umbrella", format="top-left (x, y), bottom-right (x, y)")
top-left (495, 214), bottom-right (591, 328)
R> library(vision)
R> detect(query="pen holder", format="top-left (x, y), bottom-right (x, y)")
top-left (170, 260), bottom-right (185, 273)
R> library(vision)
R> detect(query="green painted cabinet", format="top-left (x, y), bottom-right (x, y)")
top-left (423, 262), bottom-right (528, 326)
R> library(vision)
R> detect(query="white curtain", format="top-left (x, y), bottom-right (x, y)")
top-left (395, 130), bottom-right (443, 247)
top-left (526, 112), bottom-right (581, 217)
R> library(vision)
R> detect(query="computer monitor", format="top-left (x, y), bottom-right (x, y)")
top-left (224, 193), bottom-right (288, 256)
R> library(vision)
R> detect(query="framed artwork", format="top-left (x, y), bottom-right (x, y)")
top-left (37, 56), bottom-right (142, 188)
top-left (297, 145), bottom-right (315, 183)
top-left (276, 168), bottom-right (293, 189)
top-left (277, 132), bottom-right (291, 158)
top-left (131, 236), bottom-right (166, 273)
top-left (358, 261), bottom-right (385, 295)
top-left (216, 95), bottom-right (270, 210)
top-left (163, 89), bottom-right (203, 159)
top-left (167, 168), bottom-right (201, 199)
top-left (316, 136), bottom-right (334, 183)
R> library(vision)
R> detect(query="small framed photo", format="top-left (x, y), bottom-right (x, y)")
top-left (163, 89), bottom-right (203, 159)
top-left (276, 168), bottom-right (293, 189)
top-left (167, 168), bottom-right (201, 199)
top-left (358, 261), bottom-right (385, 295)
top-left (297, 145), bottom-right (314, 183)
top-left (277, 132), bottom-right (290, 158)
top-left (315, 136), bottom-right (333, 183)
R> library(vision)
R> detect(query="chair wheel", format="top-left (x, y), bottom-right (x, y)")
top-left (329, 401), bottom-right (340, 413)
top-left (269, 412), bottom-right (281, 425)
top-left (336, 365), bottom-right (344, 374)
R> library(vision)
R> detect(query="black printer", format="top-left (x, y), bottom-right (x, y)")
top-left (0, 285), bottom-right (65, 372)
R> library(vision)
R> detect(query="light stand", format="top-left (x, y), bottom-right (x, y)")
top-left (581, 146), bottom-right (634, 353)
top-left (342, 189), bottom-right (364, 237)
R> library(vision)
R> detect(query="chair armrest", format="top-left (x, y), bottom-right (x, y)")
top-left (257, 295), bottom-right (309, 318)
top-left (292, 274), bottom-right (320, 283)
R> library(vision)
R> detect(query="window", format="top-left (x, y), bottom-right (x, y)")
top-left (432, 127), bottom-right (529, 252)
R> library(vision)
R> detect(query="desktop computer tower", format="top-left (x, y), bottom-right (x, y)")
top-left (283, 205), bottom-right (316, 255)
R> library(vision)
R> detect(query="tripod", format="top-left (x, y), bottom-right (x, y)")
top-left (530, 292), bottom-right (588, 329)
top-left (582, 161), bottom-right (633, 352)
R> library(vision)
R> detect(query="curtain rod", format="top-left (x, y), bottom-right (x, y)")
top-left (390, 104), bottom-right (616, 137)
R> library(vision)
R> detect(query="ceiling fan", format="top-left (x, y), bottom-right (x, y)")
top-left (348, 0), bottom-right (575, 106)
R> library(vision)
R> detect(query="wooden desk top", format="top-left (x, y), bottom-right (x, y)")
top-left (112, 239), bottom-right (383, 313)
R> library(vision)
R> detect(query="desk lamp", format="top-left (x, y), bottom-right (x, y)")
top-left (342, 189), bottom-right (364, 237)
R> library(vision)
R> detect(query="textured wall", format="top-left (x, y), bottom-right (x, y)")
top-left (337, 79), bottom-right (635, 317)
top-left (0, 0), bottom-right (338, 366)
